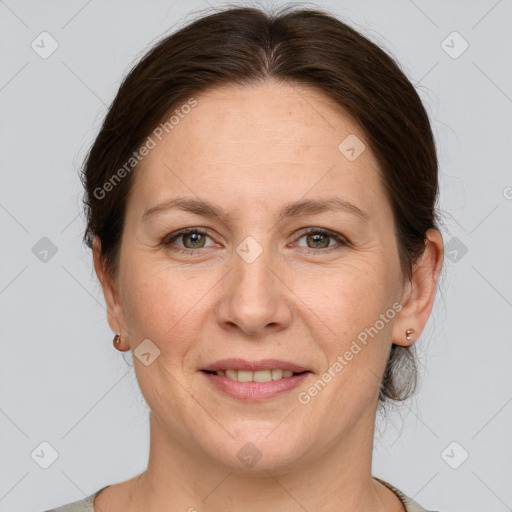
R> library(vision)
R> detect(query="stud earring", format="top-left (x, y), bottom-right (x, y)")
top-left (405, 328), bottom-right (415, 341)
top-left (113, 333), bottom-right (122, 349)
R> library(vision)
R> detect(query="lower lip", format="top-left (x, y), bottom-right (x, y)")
top-left (200, 371), bottom-right (311, 401)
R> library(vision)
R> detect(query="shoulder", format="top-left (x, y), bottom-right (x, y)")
top-left (374, 477), bottom-right (440, 512)
top-left (42, 486), bottom-right (107, 512)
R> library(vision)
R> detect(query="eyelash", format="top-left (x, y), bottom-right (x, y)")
top-left (162, 227), bottom-right (348, 256)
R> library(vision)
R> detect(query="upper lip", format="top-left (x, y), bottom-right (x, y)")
top-left (201, 358), bottom-right (309, 373)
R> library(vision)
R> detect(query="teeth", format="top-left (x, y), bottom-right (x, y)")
top-left (226, 369), bottom-right (237, 380)
top-left (215, 369), bottom-right (296, 382)
top-left (271, 368), bottom-right (283, 380)
top-left (238, 370), bottom-right (253, 382)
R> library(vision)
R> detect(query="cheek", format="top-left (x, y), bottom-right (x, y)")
top-left (120, 257), bottom-right (207, 355)
top-left (293, 258), bottom-right (399, 387)
top-left (299, 260), bottom-right (394, 330)
top-left (301, 270), bottom-right (397, 401)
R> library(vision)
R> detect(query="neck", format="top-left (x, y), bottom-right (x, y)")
top-left (117, 409), bottom-right (400, 512)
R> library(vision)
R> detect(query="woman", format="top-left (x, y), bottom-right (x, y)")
top-left (46, 5), bottom-right (443, 512)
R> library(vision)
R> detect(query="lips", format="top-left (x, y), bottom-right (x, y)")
top-left (200, 358), bottom-right (311, 401)
top-left (201, 370), bottom-right (310, 401)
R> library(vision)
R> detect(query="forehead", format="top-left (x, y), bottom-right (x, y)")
top-left (129, 80), bottom-right (387, 219)
top-left (168, 80), bottom-right (363, 157)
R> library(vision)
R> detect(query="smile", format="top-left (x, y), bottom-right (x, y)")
top-left (200, 369), bottom-right (311, 401)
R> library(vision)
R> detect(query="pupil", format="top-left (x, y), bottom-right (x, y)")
top-left (309, 233), bottom-right (329, 248)
top-left (185, 232), bottom-right (204, 248)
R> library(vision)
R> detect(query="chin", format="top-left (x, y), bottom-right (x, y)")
top-left (203, 423), bottom-right (310, 475)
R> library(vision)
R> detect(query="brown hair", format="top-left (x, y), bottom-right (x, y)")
top-left (81, 5), bottom-right (439, 404)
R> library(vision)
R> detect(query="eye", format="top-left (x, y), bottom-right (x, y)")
top-left (162, 228), bottom-right (216, 254)
top-left (162, 227), bottom-right (348, 256)
top-left (293, 228), bottom-right (348, 253)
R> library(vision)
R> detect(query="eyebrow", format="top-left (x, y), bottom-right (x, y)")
top-left (142, 196), bottom-right (369, 223)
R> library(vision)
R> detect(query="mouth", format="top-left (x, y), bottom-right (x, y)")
top-left (200, 359), bottom-right (312, 401)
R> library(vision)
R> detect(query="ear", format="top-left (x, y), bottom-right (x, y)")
top-left (92, 236), bottom-right (129, 348)
top-left (392, 228), bottom-right (444, 346)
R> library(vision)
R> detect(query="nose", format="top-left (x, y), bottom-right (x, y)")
top-left (216, 241), bottom-right (293, 337)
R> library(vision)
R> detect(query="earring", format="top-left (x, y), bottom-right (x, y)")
top-left (405, 328), bottom-right (415, 341)
top-left (113, 333), bottom-right (122, 349)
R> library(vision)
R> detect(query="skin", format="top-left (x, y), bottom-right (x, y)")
top-left (93, 80), bottom-right (443, 512)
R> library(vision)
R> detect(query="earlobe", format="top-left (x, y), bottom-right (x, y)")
top-left (392, 228), bottom-right (444, 347)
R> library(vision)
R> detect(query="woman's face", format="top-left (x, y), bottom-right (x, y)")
top-left (98, 80), bottom-right (427, 472)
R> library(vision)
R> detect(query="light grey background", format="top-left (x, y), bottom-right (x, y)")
top-left (1, 0), bottom-right (511, 511)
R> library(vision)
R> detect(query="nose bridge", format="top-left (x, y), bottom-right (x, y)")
top-left (218, 233), bottom-right (291, 335)
top-left (234, 235), bottom-right (272, 297)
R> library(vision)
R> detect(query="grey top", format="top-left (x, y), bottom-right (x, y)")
top-left (44, 478), bottom-right (438, 511)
